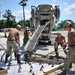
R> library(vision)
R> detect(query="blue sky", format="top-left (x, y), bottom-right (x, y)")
top-left (0, 0), bottom-right (75, 22)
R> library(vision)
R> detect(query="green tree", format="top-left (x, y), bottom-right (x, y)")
top-left (57, 20), bottom-right (64, 29)
top-left (3, 9), bottom-right (16, 28)
top-left (0, 19), bottom-right (6, 28)
top-left (57, 19), bottom-right (75, 30)
top-left (18, 19), bottom-right (30, 28)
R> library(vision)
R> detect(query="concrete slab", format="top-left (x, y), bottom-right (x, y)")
top-left (0, 31), bottom-right (75, 75)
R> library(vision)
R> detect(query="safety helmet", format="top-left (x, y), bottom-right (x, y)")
top-left (57, 33), bottom-right (61, 35)
top-left (16, 24), bottom-right (21, 30)
top-left (64, 21), bottom-right (72, 28)
top-left (25, 27), bottom-right (30, 30)
top-left (17, 24), bottom-right (21, 28)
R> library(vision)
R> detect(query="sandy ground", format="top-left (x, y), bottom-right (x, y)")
top-left (0, 31), bottom-right (75, 75)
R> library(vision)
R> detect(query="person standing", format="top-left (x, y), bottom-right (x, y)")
top-left (23, 27), bottom-right (32, 46)
top-left (4, 24), bottom-right (22, 64)
top-left (59, 21), bottom-right (75, 75)
top-left (54, 33), bottom-right (67, 58)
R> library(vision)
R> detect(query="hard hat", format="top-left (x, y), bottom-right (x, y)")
top-left (57, 33), bottom-right (61, 35)
top-left (25, 27), bottom-right (30, 30)
top-left (64, 21), bottom-right (72, 28)
top-left (17, 24), bottom-right (21, 28)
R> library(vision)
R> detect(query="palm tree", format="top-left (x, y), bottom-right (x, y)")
top-left (19, 0), bottom-right (28, 27)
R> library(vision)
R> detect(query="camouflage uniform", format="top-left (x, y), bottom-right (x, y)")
top-left (4, 26), bottom-right (21, 64)
top-left (23, 30), bottom-right (29, 46)
top-left (63, 31), bottom-right (75, 70)
top-left (64, 46), bottom-right (75, 70)
top-left (23, 27), bottom-right (31, 46)
top-left (6, 40), bottom-right (20, 55)
top-left (58, 21), bottom-right (75, 75)
top-left (54, 33), bottom-right (67, 57)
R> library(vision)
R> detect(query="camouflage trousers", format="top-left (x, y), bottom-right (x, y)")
top-left (6, 40), bottom-right (20, 55)
top-left (23, 38), bottom-right (28, 46)
top-left (63, 46), bottom-right (75, 70)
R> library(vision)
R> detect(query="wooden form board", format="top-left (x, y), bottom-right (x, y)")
top-left (0, 68), bottom-right (8, 75)
top-left (36, 63), bottom-right (63, 75)
top-left (0, 48), bottom-right (6, 51)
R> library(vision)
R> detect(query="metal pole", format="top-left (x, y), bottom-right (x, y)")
top-left (23, 5), bottom-right (25, 27)
top-left (19, 0), bottom-right (27, 28)
top-left (0, 4), bottom-right (1, 18)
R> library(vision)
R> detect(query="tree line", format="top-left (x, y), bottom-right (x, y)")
top-left (57, 20), bottom-right (75, 30)
top-left (0, 9), bottom-right (30, 29)
top-left (0, 9), bottom-right (75, 30)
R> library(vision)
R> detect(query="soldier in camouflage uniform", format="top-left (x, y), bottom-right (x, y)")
top-left (54, 33), bottom-right (67, 58)
top-left (4, 25), bottom-right (22, 64)
top-left (23, 27), bottom-right (32, 46)
top-left (59, 21), bottom-right (75, 75)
